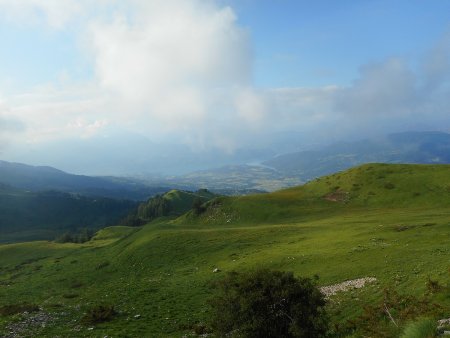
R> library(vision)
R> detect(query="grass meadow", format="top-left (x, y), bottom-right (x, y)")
top-left (1, 164), bottom-right (450, 336)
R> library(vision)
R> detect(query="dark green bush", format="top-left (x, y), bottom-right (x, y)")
top-left (120, 213), bottom-right (146, 227)
top-left (137, 195), bottom-right (171, 219)
top-left (82, 305), bottom-right (116, 324)
top-left (55, 228), bottom-right (94, 243)
top-left (95, 261), bottom-right (110, 270)
top-left (209, 269), bottom-right (328, 337)
top-left (192, 197), bottom-right (206, 215)
top-left (426, 277), bottom-right (442, 294)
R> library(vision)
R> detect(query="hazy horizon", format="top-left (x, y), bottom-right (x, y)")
top-left (1, 0), bottom-right (449, 175)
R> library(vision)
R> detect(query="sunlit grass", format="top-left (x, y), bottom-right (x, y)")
top-left (1, 164), bottom-right (449, 336)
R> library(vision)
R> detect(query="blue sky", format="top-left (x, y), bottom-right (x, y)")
top-left (0, 0), bottom-right (449, 173)
top-left (1, 1), bottom-right (449, 90)
top-left (234, 0), bottom-right (450, 87)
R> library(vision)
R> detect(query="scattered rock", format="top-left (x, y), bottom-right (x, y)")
top-left (320, 277), bottom-right (377, 298)
top-left (213, 268), bottom-right (220, 273)
top-left (4, 311), bottom-right (53, 338)
top-left (438, 318), bottom-right (450, 328)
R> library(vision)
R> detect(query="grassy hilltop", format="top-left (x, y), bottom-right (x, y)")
top-left (1, 163), bottom-right (450, 337)
top-left (178, 163), bottom-right (450, 225)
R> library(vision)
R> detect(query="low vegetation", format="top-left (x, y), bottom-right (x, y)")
top-left (54, 228), bottom-right (95, 244)
top-left (400, 318), bottom-right (437, 338)
top-left (121, 189), bottom-right (217, 225)
top-left (0, 164), bottom-right (450, 336)
top-left (209, 269), bottom-right (328, 337)
top-left (82, 305), bottom-right (117, 324)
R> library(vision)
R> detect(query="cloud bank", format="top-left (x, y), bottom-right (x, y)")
top-left (0, 0), bottom-right (449, 157)
top-left (0, 100), bottom-right (25, 152)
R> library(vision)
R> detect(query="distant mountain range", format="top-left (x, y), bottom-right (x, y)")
top-left (263, 131), bottom-right (450, 181)
top-left (2, 131), bottom-right (276, 176)
top-left (0, 160), bottom-right (170, 201)
top-left (2, 131), bottom-right (449, 195)
top-left (1, 130), bottom-right (450, 242)
top-left (154, 131), bottom-right (450, 192)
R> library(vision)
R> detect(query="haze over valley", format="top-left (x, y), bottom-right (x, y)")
top-left (1, 1), bottom-right (450, 337)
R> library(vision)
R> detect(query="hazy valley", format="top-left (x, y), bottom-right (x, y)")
top-left (1, 1), bottom-right (450, 336)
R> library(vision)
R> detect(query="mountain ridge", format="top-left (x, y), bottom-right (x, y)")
top-left (263, 131), bottom-right (450, 181)
top-left (0, 160), bottom-right (169, 201)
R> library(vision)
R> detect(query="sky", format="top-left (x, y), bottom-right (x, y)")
top-left (0, 0), bottom-right (449, 174)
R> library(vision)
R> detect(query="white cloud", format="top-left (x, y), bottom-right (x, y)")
top-left (0, 100), bottom-right (25, 152)
top-left (335, 58), bottom-right (417, 118)
top-left (86, 0), bottom-right (252, 136)
top-left (422, 32), bottom-right (450, 91)
top-left (2, 83), bottom-right (109, 144)
top-left (0, 0), bottom-right (258, 150)
top-left (0, 0), bottom-right (449, 158)
top-left (0, 0), bottom-right (86, 28)
top-left (326, 48), bottom-right (450, 137)
top-left (235, 88), bottom-right (267, 126)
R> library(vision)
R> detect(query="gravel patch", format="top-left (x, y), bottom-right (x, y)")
top-left (3, 311), bottom-right (53, 338)
top-left (320, 277), bottom-right (377, 298)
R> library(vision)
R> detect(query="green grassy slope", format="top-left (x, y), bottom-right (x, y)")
top-left (177, 163), bottom-right (450, 225)
top-left (1, 164), bottom-right (450, 337)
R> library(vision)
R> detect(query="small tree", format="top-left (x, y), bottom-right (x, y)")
top-left (209, 269), bottom-right (328, 337)
top-left (192, 197), bottom-right (205, 216)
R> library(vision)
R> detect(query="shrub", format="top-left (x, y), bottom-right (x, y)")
top-left (82, 305), bottom-right (116, 324)
top-left (55, 228), bottom-right (94, 243)
top-left (384, 183), bottom-right (395, 189)
top-left (120, 214), bottom-right (146, 227)
top-left (137, 195), bottom-right (171, 220)
top-left (95, 261), bottom-right (110, 270)
top-left (209, 269), bottom-right (328, 337)
top-left (192, 198), bottom-right (206, 216)
top-left (426, 278), bottom-right (441, 294)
